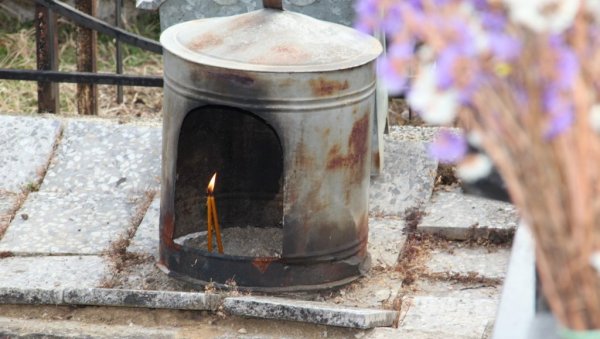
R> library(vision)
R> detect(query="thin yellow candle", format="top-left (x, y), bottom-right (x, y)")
top-left (206, 193), bottom-right (213, 252)
top-left (211, 195), bottom-right (224, 253)
top-left (206, 173), bottom-right (223, 254)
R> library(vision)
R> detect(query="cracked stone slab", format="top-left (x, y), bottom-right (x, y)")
top-left (41, 120), bottom-right (161, 194)
top-left (224, 296), bottom-right (398, 329)
top-left (0, 115), bottom-right (62, 192)
top-left (399, 296), bottom-right (497, 338)
top-left (419, 191), bottom-right (519, 240)
top-left (128, 196), bottom-right (159, 259)
top-left (0, 191), bottom-right (138, 255)
top-left (370, 135), bottom-right (438, 217)
top-left (368, 217), bottom-right (406, 268)
top-left (426, 247), bottom-right (511, 280)
top-left (0, 256), bottom-right (108, 290)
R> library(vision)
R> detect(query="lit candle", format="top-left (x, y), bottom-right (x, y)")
top-left (207, 173), bottom-right (223, 253)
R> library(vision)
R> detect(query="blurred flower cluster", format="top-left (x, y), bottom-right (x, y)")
top-left (356, 0), bottom-right (600, 330)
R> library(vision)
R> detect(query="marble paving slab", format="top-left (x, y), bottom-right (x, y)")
top-left (426, 247), bottom-right (511, 280)
top-left (0, 115), bottom-right (62, 193)
top-left (399, 296), bottom-right (497, 338)
top-left (370, 136), bottom-right (438, 217)
top-left (0, 191), bottom-right (139, 255)
top-left (419, 191), bottom-right (519, 240)
top-left (128, 196), bottom-right (160, 259)
top-left (0, 255), bottom-right (108, 289)
top-left (41, 120), bottom-right (161, 195)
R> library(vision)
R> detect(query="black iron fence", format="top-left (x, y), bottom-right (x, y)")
top-left (0, 0), bottom-right (163, 115)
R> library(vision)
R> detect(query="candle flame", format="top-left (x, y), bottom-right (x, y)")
top-left (207, 172), bottom-right (217, 194)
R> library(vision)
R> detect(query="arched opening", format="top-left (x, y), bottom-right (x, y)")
top-left (173, 105), bottom-right (284, 257)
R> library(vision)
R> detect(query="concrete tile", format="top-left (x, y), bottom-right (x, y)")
top-left (0, 255), bottom-right (108, 289)
top-left (128, 196), bottom-right (160, 259)
top-left (426, 247), bottom-right (511, 280)
top-left (419, 191), bottom-right (519, 240)
top-left (399, 296), bottom-right (497, 338)
top-left (368, 217), bottom-right (406, 268)
top-left (0, 191), bottom-right (138, 255)
top-left (224, 296), bottom-right (398, 329)
top-left (0, 115), bottom-right (62, 192)
top-left (369, 136), bottom-right (438, 217)
top-left (41, 120), bottom-right (161, 194)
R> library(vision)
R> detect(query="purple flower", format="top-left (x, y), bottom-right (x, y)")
top-left (428, 130), bottom-right (468, 163)
top-left (548, 36), bottom-right (579, 90)
top-left (543, 87), bottom-right (574, 139)
top-left (378, 56), bottom-right (408, 95)
top-left (480, 12), bottom-right (507, 32)
top-left (489, 33), bottom-right (521, 60)
top-left (436, 47), bottom-right (461, 90)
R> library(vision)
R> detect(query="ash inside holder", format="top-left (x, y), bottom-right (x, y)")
top-left (174, 227), bottom-right (283, 257)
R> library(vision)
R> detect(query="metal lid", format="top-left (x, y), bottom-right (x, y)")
top-left (160, 5), bottom-right (382, 73)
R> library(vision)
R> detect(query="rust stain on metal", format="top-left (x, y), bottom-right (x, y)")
top-left (187, 33), bottom-right (223, 51)
top-left (372, 151), bottom-right (381, 170)
top-left (252, 258), bottom-right (275, 273)
top-left (326, 113), bottom-right (369, 184)
top-left (203, 70), bottom-right (256, 87)
top-left (161, 212), bottom-right (177, 248)
top-left (309, 77), bottom-right (349, 97)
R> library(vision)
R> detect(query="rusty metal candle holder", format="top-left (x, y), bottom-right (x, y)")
top-left (158, 0), bottom-right (382, 291)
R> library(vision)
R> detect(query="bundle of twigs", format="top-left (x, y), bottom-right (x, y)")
top-left (356, 0), bottom-right (600, 329)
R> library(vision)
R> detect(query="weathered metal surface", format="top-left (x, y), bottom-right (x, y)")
top-left (37, 0), bottom-right (162, 54)
top-left (35, 5), bottom-right (59, 114)
top-left (115, 0), bottom-right (124, 103)
top-left (263, 0), bottom-right (283, 10)
top-left (75, 0), bottom-right (98, 115)
top-left (160, 8), bottom-right (381, 290)
top-left (160, 9), bottom-right (381, 73)
top-left (157, 0), bottom-right (357, 30)
top-left (0, 69), bottom-right (163, 87)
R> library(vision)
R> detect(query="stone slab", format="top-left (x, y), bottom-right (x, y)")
top-left (0, 316), bottom-right (179, 339)
top-left (0, 287), bottom-right (63, 305)
top-left (364, 327), bottom-right (473, 339)
top-left (0, 191), bottom-right (19, 237)
top-left (224, 296), bottom-right (398, 329)
top-left (426, 247), bottom-right (511, 280)
top-left (0, 256), bottom-right (108, 289)
top-left (370, 134), bottom-right (438, 217)
top-left (419, 191), bottom-right (519, 240)
top-left (0, 191), bottom-right (138, 255)
top-left (129, 195), bottom-right (160, 259)
top-left (63, 288), bottom-right (222, 311)
top-left (41, 120), bottom-right (161, 195)
top-left (0, 115), bottom-right (62, 192)
top-left (368, 217), bottom-right (406, 268)
top-left (399, 296), bottom-right (497, 338)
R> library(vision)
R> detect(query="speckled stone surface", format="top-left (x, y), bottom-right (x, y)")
top-left (0, 191), bottom-right (137, 255)
top-left (368, 217), bottom-right (406, 268)
top-left (0, 115), bottom-right (62, 193)
top-left (369, 135), bottom-right (438, 216)
top-left (426, 247), bottom-right (511, 280)
top-left (64, 288), bottom-right (222, 310)
top-left (0, 191), bottom-right (19, 235)
top-left (41, 120), bottom-right (161, 195)
top-left (399, 296), bottom-right (497, 338)
top-left (224, 296), bottom-right (398, 329)
top-left (419, 191), bottom-right (519, 240)
top-left (128, 196), bottom-right (160, 259)
top-left (0, 256), bottom-right (108, 289)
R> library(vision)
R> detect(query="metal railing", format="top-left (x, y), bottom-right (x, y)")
top-left (0, 0), bottom-right (163, 115)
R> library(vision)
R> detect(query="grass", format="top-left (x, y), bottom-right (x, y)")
top-left (0, 8), bottom-right (163, 119)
